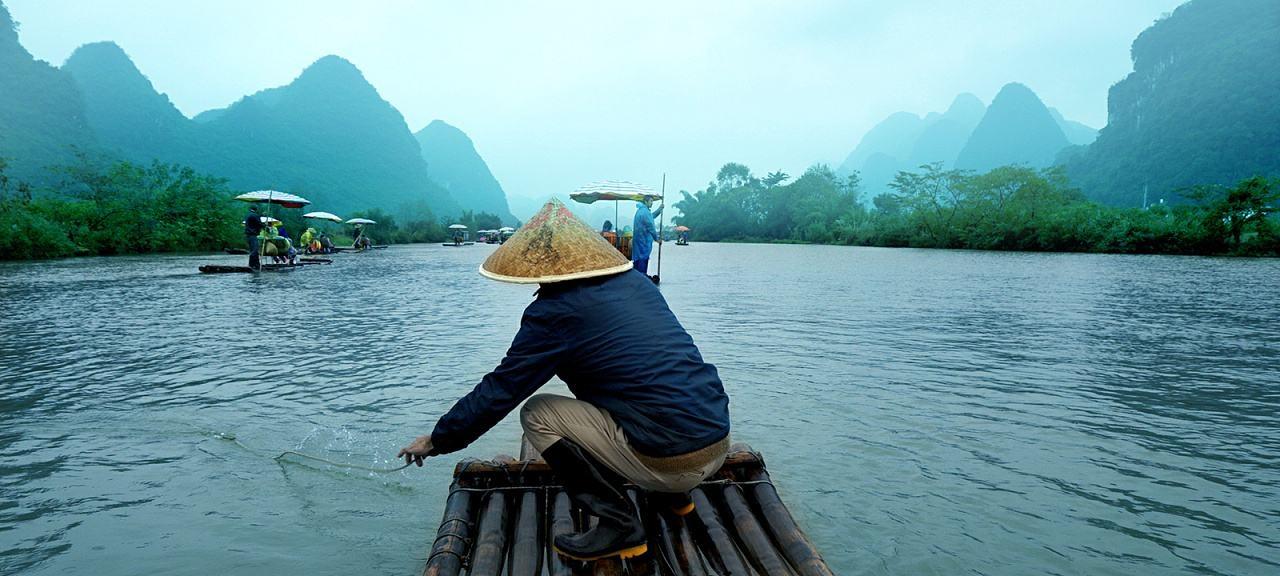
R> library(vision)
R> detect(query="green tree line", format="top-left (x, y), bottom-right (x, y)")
top-left (1, 156), bottom-right (242, 259)
top-left (0, 156), bottom-right (507, 260)
top-left (674, 162), bottom-right (1280, 256)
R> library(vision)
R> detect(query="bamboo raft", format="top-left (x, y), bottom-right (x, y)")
top-left (422, 441), bottom-right (834, 576)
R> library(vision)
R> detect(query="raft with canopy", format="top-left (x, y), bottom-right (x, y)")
top-left (570, 179), bottom-right (667, 284)
top-left (340, 217), bottom-right (389, 251)
top-left (675, 225), bottom-right (691, 246)
top-left (204, 190), bottom-right (312, 273)
top-left (444, 224), bottom-right (475, 246)
top-left (420, 440), bottom-right (834, 575)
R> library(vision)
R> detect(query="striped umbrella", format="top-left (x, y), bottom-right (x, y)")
top-left (567, 178), bottom-right (667, 284)
top-left (569, 180), bottom-right (661, 204)
top-left (234, 190), bottom-right (311, 208)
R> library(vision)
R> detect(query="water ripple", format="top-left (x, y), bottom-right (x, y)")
top-left (1, 245), bottom-right (1278, 575)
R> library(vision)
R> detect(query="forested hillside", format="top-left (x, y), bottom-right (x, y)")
top-left (0, 5), bottom-right (96, 185)
top-left (415, 120), bottom-right (515, 224)
top-left (1065, 0), bottom-right (1280, 205)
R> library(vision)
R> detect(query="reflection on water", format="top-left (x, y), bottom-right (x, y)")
top-left (1, 245), bottom-right (1278, 575)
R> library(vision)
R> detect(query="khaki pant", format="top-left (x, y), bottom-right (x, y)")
top-left (520, 393), bottom-right (728, 493)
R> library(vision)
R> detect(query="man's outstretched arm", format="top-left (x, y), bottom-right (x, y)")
top-left (399, 307), bottom-right (564, 466)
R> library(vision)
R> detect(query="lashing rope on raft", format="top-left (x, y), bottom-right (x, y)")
top-left (215, 432), bottom-right (410, 474)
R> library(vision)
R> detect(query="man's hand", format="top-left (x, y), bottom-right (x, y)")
top-left (397, 435), bottom-right (434, 467)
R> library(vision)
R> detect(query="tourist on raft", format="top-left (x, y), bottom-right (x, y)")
top-left (243, 205), bottom-right (263, 270)
top-left (299, 227), bottom-right (318, 254)
top-left (601, 219), bottom-right (617, 248)
top-left (352, 223), bottom-right (375, 250)
top-left (631, 197), bottom-right (662, 275)
top-left (260, 221), bottom-right (296, 265)
top-left (398, 199), bottom-right (730, 561)
top-left (319, 232), bottom-right (335, 254)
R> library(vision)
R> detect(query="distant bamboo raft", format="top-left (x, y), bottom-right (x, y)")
top-left (421, 441), bottom-right (834, 576)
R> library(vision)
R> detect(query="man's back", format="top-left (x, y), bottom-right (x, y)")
top-left (534, 270), bottom-right (730, 457)
top-left (244, 213), bottom-right (263, 236)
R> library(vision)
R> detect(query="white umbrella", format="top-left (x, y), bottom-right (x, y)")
top-left (234, 190), bottom-right (311, 208)
top-left (498, 226), bottom-right (515, 233)
top-left (303, 211), bottom-right (343, 223)
top-left (346, 218), bottom-right (377, 225)
top-left (448, 224), bottom-right (468, 230)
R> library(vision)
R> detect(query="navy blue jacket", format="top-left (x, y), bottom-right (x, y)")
top-left (244, 212), bottom-right (263, 236)
top-left (431, 270), bottom-right (730, 457)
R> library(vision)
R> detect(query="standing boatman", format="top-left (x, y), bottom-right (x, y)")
top-left (243, 205), bottom-right (263, 270)
top-left (631, 197), bottom-right (662, 276)
top-left (398, 199), bottom-right (730, 561)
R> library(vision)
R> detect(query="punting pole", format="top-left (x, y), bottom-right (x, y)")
top-left (744, 468), bottom-right (835, 576)
top-left (421, 482), bottom-right (475, 576)
top-left (655, 173), bottom-right (666, 284)
top-left (468, 492), bottom-right (511, 576)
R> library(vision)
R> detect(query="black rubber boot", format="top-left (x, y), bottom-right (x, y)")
top-left (542, 439), bottom-right (648, 561)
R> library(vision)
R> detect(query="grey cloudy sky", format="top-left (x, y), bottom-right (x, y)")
top-left (9, 0), bottom-right (1184, 206)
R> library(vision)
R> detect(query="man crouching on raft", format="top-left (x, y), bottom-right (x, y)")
top-left (398, 199), bottom-right (730, 561)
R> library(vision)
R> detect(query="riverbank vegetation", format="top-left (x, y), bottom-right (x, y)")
top-left (336, 208), bottom-right (502, 245)
top-left (673, 163), bottom-right (1280, 256)
top-left (0, 157), bottom-right (241, 259)
top-left (0, 157), bottom-right (509, 260)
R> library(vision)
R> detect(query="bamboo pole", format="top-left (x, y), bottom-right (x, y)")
top-left (744, 469), bottom-right (835, 576)
top-left (546, 490), bottom-right (576, 576)
top-left (421, 483), bottom-right (475, 576)
top-left (592, 559), bottom-right (625, 576)
top-left (722, 483), bottom-right (796, 575)
top-left (650, 506), bottom-right (684, 575)
top-left (652, 503), bottom-right (709, 576)
top-left (689, 487), bottom-right (757, 575)
top-left (468, 492), bottom-right (511, 576)
top-left (675, 513), bottom-right (715, 576)
top-left (508, 490), bottom-right (542, 576)
top-left (656, 172), bottom-right (666, 283)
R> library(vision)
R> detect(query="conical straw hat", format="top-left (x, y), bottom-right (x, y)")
top-left (480, 198), bottom-right (633, 284)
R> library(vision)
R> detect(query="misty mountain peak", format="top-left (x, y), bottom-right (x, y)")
top-left (63, 41), bottom-right (183, 117)
top-left (295, 54), bottom-right (370, 87)
top-left (421, 119), bottom-right (473, 144)
top-left (944, 92), bottom-right (986, 123)
top-left (65, 41), bottom-right (133, 70)
top-left (415, 120), bottom-right (515, 224)
top-left (953, 82), bottom-right (1068, 172)
top-left (989, 82), bottom-right (1042, 109)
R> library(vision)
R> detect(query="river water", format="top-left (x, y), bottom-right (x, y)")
top-left (1, 244), bottom-right (1277, 575)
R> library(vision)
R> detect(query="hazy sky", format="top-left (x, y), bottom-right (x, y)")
top-left (9, 0), bottom-right (1184, 205)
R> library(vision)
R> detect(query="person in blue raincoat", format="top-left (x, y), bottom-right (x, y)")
top-left (630, 198), bottom-right (662, 274)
